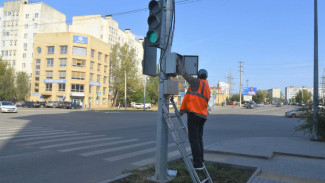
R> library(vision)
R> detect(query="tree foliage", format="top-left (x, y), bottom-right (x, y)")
top-left (0, 58), bottom-right (16, 101)
top-left (295, 89), bottom-right (312, 104)
top-left (16, 71), bottom-right (30, 100)
top-left (110, 43), bottom-right (141, 106)
top-left (230, 94), bottom-right (240, 101)
top-left (252, 90), bottom-right (269, 103)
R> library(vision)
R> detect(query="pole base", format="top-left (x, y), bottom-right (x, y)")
top-left (147, 175), bottom-right (175, 183)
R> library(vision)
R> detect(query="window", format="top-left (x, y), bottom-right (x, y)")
top-left (72, 59), bottom-right (86, 67)
top-left (35, 77), bottom-right (39, 81)
top-left (47, 58), bottom-right (54, 66)
top-left (22, 63), bottom-right (26, 68)
top-left (71, 71), bottom-right (85, 80)
top-left (105, 55), bottom-right (108, 62)
top-left (35, 83), bottom-right (39, 87)
top-left (23, 43), bottom-right (27, 49)
top-left (59, 58), bottom-right (67, 66)
top-left (71, 84), bottom-right (84, 92)
top-left (36, 59), bottom-right (41, 64)
top-left (35, 71), bottom-right (40, 76)
top-left (103, 76), bottom-right (107, 84)
top-left (47, 46), bottom-right (54, 54)
top-left (36, 65), bottom-right (40, 69)
top-left (34, 23), bottom-right (37, 29)
top-left (104, 66), bottom-right (107, 73)
top-left (60, 46), bottom-right (67, 54)
top-left (46, 83), bottom-right (52, 91)
top-left (34, 88), bottom-right (39, 93)
top-left (58, 84), bottom-right (65, 92)
top-left (25, 14), bottom-right (29, 19)
top-left (98, 52), bottom-right (102, 60)
top-left (24, 33), bottom-right (28, 38)
top-left (72, 46), bottom-right (87, 56)
top-left (103, 87), bottom-right (106, 95)
top-left (91, 49), bottom-right (95, 58)
top-left (90, 61), bottom-right (94, 69)
top-left (89, 85), bottom-right (92, 93)
top-left (89, 73), bottom-right (93, 82)
top-left (46, 71), bottom-right (53, 79)
top-left (102, 98), bottom-right (106, 105)
top-left (97, 75), bottom-right (100, 82)
top-left (96, 96), bottom-right (100, 105)
top-left (35, 13), bottom-right (39, 18)
top-left (24, 24), bottom-right (28, 29)
top-left (97, 63), bottom-right (101, 71)
top-left (59, 71), bottom-right (66, 79)
top-left (23, 53), bottom-right (26, 58)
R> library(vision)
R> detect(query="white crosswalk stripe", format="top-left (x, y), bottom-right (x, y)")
top-left (13, 133), bottom-right (92, 142)
top-left (81, 141), bottom-right (156, 156)
top-left (0, 131), bottom-right (76, 140)
top-left (105, 143), bottom-right (176, 162)
top-left (59, 139), bottom-right (139, 152)
top-left (25, 134), bottom-right (107, 145)
top-left (0, 129), bottom-right (66, 136)
top-left (40, 137), bottom-right (122, 149)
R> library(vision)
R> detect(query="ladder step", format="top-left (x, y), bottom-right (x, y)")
top-left (201, 177), bottom-right (211, 183)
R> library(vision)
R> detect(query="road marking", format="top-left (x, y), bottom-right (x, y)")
top-left (40, 137), bottom-right (122, 149)
top-left (26, 135), bottom-right (107, 145)
top-left (13, 133), bottom-right (91, 142)
top-left (0, 131), bottom-right (76, 140)
top-left (59, 139), bottom-right (139, 152)
top-left (81, 141), bottom-right (156, 156)
top-left (105, 143), bottom-right (176, 162)
top-left (131, 147), bottom-right (191, 167)
top-left (0, 127), bottom-right (43, 131)
top-left (0, 150), bottom-right (49, 159)
top-left (0, 130), bottom-right (66, 136)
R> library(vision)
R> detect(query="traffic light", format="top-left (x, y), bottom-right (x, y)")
top-left (147, 0), bottom-right (163, 47)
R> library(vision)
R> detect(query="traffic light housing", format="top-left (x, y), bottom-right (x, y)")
top-left (147, 0), bottom-right (163, 47)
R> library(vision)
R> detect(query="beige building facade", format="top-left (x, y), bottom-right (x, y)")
top-left (0, 0), bottom-right (68, 75)
top-left (29, 32), bottom-right (110, 108)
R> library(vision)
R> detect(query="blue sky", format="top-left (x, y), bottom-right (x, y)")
top-left (1, 0), bottom-right (324, 94)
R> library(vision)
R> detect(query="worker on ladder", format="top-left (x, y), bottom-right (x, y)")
top-left (177, 59), bottom-right (211, 170)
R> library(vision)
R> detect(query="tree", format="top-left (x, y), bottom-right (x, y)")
top-left (110, 43), bottom-right (141, 106)
top-left (0, 58), bottom-right (16, 101)
top-left (230, 94), bottom-right (240, 101)
top-left (252, 90), bottom-right (268, 103)
top-left (16, 71), bottom-right (30, 100)
top-left (295, 89), bottom-right (312, 104)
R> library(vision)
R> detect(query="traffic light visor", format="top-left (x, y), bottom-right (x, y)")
top-left (149, 0), bottom-right (161, 14)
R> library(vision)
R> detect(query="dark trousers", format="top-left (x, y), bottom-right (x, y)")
top-left (187, 112), bottom-right (206, 168)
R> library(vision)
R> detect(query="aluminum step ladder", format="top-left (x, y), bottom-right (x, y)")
top-left (162, 97), bottom-right (213, 183)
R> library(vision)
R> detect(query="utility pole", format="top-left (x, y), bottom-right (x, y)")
top-left (125, 71), bottom-right (127, 110)
top-left (312, 0), bottom-right (319, 141)
top-left (226, 70), bottom-right (234, 97)
top-left (239, 61), bottom-right (244, 107)
top-left (143, 76), bottom-right (147, 111)
top-left (321, 69), bottom-right (325, 104)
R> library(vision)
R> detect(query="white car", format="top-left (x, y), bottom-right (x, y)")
top-left (0, 101), bottom-right (18, 113)
top-left (134, 103), bottom-right (143, 109)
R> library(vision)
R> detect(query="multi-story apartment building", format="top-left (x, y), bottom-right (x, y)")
top-left (69, 15), bottom-right (144, 99)
top-left (268, 88), bottom-right (281, 104)
top-left (285, 86), bottom-right (324, 103)
top-left (29, 32), bottom-right (111, 108)
top-left (0, 0), bottom-right (67, 75)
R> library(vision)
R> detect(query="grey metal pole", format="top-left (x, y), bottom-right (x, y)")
top-left (154, 0), bottom-right (172, 181)
top-left (239, 62), bottom-right (243, 107)
top-left (312, 0), bottom-right (319, 140)
top-left (125, 70), bottom-right (127, 111)
top-left (143, 76), bottom-right (147, 111)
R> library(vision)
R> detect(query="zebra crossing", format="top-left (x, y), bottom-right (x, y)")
top-left (0, 123), bottom-right (185, 167)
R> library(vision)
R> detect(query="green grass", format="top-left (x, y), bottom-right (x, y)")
top-left (118, 159), bottom-right (254, 183)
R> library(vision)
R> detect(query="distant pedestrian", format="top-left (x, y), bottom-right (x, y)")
top-left (118, 102), bottom-right (121, 110)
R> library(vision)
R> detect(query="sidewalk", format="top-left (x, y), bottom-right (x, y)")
top-left (204, 136), bottom-right (325, 183)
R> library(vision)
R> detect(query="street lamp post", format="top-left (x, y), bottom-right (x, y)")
top-left (125, 71), bottom-right (127, 111)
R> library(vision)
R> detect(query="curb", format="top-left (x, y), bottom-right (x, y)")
top-left (205, 149), bottom-right (272, 159)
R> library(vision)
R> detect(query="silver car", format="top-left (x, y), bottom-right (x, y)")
top-left (0, 101), bottom-right (18, 113)
top-left (285, 108), bottom-right (310, 118)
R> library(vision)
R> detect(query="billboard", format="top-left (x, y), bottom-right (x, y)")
top-left (242, 87), bottom-right (257, 96)
top-left (73, 35), bottom-right (88, 44)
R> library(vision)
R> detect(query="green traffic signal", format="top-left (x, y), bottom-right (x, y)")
top-left (147, 31), bottom-right (159, 44)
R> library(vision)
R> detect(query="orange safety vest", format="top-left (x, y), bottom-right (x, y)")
top-left (180, 79), bottom-right (211, 117)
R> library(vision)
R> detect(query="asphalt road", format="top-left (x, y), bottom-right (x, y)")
top-left (0, 105), bottom-right (304, 183)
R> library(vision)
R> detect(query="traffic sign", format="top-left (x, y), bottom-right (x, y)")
top-left (97, 91), bottom-right (101, 96)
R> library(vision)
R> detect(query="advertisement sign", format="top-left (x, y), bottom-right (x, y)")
top-left (242, 87), bottom-right (257, 96)
top-left (73, 35), bottom-right (88, 44)
top-left (43, 79), bottom-right (66, 83)
top-left (243, 95), bottom-right (252, 101)
top-left (89, 82), bottom-right (101, 86)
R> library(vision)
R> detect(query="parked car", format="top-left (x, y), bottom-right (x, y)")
top-left (257, 102), bottom-right (264, 107)
top-left (298, 103), bottom-right (305, 106)
top-left (276, 103), bottom-right (283, 107)
top-left (58, 101), bottom-right (71, 109)
top-left (285, 107), bottom-right (310, 118)
top-left (134, 103), bottom-right (143, 109)
top-left (0, 101), bottom-right (18, 113)
top-left (45, 101), bottom-right (59, 108)
top-left (71, 103), bottom-right (82, 109)
top-left (15, 101), bottom-right (25, 107)
top-left (246, 102), bottom-right (257, 109)
top-left (22, 102), bottom-right (41, 108)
